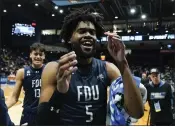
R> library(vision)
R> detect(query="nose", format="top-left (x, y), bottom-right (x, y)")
top-left (84, 31), bottom-right (92, 38)
top-left (83, 32), bottom-right (95, 42)
top-left (36, 54), bottom-right (40, 58)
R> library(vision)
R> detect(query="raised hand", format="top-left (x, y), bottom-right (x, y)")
top-left (56, 51), bottom-right (78, 93)
top-left (104, 32), bottom-right (126, 64)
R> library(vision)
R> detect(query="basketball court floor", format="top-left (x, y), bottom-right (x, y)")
top-left (2, 84), bottom-right (150, 125)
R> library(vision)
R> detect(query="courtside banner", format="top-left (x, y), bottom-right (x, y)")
top-left (0, 77), bottom-right (8, 85)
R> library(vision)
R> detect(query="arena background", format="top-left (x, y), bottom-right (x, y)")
top-left (0, 0), bottom-right (175, 125)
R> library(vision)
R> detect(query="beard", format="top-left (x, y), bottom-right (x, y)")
top-left (71, 43), bottom-right (96, 59)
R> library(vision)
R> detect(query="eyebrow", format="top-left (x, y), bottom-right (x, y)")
top-left (34, 52), bottom-right (44, 54)
top-left (77, 28), bottom-right (96, 31)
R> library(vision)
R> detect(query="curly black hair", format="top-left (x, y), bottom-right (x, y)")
top-left (30, 43), bottom-right (45, 53)
top-left (60, 7), bottom-right (105, 43)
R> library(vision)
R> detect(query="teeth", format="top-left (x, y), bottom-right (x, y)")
top-left (83, 42), bottom-right (92, 46)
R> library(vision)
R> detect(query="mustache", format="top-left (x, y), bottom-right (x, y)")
top-left (80, 37), bottom-right (96, 43)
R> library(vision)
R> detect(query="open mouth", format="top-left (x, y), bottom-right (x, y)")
top-left (81, 41), bottom-right (93, 49)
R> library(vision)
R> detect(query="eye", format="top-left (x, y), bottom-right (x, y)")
top-left (89, 30), bottom-right (96, 35)
top-left (38, 53), bottom-right (41, 56)
top-left (79, 29), bottom-right (86, 34)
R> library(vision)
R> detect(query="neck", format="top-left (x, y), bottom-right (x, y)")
top-left (32, 64), bottom-right (43, 69)
top-left (77, 57), bottom-right (93, 66)
top-left (153, 81), bottom-right (161, 86)
top-left (77, 57), bottom-right (93, 75)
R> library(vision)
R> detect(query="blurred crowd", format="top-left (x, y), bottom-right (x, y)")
top-left (0, 47), bottom-right (30, 76)
top-left (131, 65), bottom-right (175, 88)
top-left (0, 47), bottom-right (175, 87)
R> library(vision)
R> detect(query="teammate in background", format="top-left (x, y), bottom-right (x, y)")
top-left (145, 68), bottom-right (174, 125)
top-left (37, 8), bottom-right (143, 125)
top-left (5, 43), bottom-right (45, 125)
top-left (0, 88), bottom-right (14, 126)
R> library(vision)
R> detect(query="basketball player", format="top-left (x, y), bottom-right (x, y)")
top-left (5, 43), bottom-right (45, 125)
top-left (37, 8), bottom-right (144, 125)
top-left (0, 88), bottom-right (14, 126)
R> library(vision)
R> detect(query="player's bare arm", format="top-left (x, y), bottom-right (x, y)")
top-left (105, 32), bottom-right (144, 119)
top-left (39, 62), bottom-right (58, 103)
top-left (5, 68), bottom-right (24, 109)
top-left (56, 51), bottom-right (77, 93)
top-left (39, 51), bottom-right (77, 103)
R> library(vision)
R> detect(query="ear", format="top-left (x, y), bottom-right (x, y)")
top-left (69, 35), bottom-right (73, 44)
top-left (30, 53), bottom-right (32, 59)
top-left (43, 54), bottom-right (46, 60)
top-left (69, 30), bottom-right (76, 44)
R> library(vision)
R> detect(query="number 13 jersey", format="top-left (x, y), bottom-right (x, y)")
top-left (22, 65), bottom-right (45, 109)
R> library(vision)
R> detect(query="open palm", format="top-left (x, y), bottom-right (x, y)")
top-left (105, 32), bottom-right (126, 63)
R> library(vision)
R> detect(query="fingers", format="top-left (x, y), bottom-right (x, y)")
top-left (112, 36), bottom-right (125, 49)
top-left (58, 59), bottom-right (78, 77)
top-left (57, 51), bottom-right (78, 78)
top-left (104, 32), bottom-right (122, 45)
top-left (62, 66), bottom-right (78, 79)
top-left (107, 37), bottom-right (121, 49)
top-left (58, 52), bottom-right (77, 67)
top-left (60, 51), bottom-right (75, 59)
top-left (111, 36), bottom-right (122, 42)
top-left (108, 41), bottom-right (120, 53)
top-left (104, 32), bottom-right (121, 39)
top-left (105, 31), bottom-right (125, 51)
top-left (107, 36), bottom-right (126, 55)
top-left (104, 32), bottom-right (115, 36)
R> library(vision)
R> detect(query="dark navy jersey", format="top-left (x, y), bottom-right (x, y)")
top-left (0, 89), bottom-right (14, 126)
top-left (22, 65), bottom-right (45, 109)
top-left (58, 58), bottom-right (110, 125)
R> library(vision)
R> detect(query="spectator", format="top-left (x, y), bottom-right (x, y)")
top-left (145, 68), bottom-right (174, 125)
top-left (141, 73), bottom-right (149, 85)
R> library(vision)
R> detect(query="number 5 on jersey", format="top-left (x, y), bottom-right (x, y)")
top-left (86, 105), bottom-right (93, 122)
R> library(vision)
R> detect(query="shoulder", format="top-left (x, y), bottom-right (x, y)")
top-left (42, 61), bottom-right (58, 77)
top-left (23, 65), bottom-right (30, 69)
top-left (105, 61), bottom-right (121, 83)
top-left (18, 68), bottom-right (24, 72)
top-left (133, 76), bottom-right (142, 87)
top-left (16, 68), bottom-right (24, 79)
top-left (139, 83), bottom-right (146, 91)
top-left (106, 61), bottom-right (120, 75)
top-left (41, 61), bottom-right (58, 87)
top-left (164, 82), bottom-right (172, 89)
top-left (144, 83), bottom-right (151, 89)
